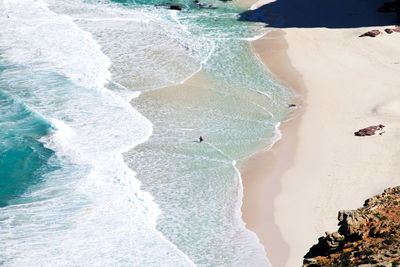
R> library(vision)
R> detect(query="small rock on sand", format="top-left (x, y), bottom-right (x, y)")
top-left (354, 124), bottom-right (385, 136)
top-left (385, 28), bottom-right (394, 33)
top-left (359, 30), bottom-right (381, 37)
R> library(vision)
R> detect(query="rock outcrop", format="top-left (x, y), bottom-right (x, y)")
top-left (303, 186), bottom-right (400, 266)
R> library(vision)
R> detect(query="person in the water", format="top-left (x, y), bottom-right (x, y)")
top-left (199, 136), bottom-right (204, 143)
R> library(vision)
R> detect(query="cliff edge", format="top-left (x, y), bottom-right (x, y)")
top-left (303, 186), bottom-right (400, 266)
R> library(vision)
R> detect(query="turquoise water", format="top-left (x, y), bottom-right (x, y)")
top-left (124, 3), bottom-right (290, 266)
top-left (0, 0), bottom-right (291, 266)
top-left (0, 90), bottom-right (56, 207)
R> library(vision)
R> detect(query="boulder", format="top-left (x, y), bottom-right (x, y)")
top-left (359, 30), bottom-right (381, 37)
top-left (354, 124), bottom-right (385, 136)
top-left (385, 28), bottom-right (394, 33)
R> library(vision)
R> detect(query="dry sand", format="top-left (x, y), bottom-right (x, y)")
top-left (240, 0), bottom-right (400, 266)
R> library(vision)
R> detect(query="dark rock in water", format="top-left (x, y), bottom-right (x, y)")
top-left (192, 1), bottom-right (215, 9)
top-left (289, 104), bottom-right (297, 108)
top-left (197, 3), bottom-right (214, 8)
top-left (359, 30), bottom-right (381, 37)
top-left (385, 28), bottom-right (394, 33)
top-left (169, 5), bottom-right (182, 10)
top-left (354, 124), bottom-right (385, 136)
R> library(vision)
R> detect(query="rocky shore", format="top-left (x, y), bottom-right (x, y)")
top-left (303, 186), bottom-right (400, 266)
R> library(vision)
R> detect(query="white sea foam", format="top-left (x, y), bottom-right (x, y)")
top-left (0, 0), bottom-right (195, 265)
top-left (0, 0), bottom-right (291, 265)
top-left (45, 0), bottom-right (213, 91)
top-left (198, 142), bottom-right (271, 266)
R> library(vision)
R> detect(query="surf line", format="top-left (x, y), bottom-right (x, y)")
top-left (202, 141), bottom-right (235, 164)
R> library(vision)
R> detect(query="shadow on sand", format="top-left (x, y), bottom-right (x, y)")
top-left (239, 0), bottom-right (398, 28)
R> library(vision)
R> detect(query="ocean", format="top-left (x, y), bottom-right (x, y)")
top-left (0, 0), bottom-right (292, 266)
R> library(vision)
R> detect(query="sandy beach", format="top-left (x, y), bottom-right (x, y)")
top-left (240, 0), bottom-right (400, 266)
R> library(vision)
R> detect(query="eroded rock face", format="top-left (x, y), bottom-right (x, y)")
top-left (303, 186), bottom-right (400, 266)
top-left (338, 210), bottom-right (368, 238)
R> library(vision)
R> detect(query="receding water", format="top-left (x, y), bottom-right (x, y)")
top-left (0, 0), bottom-right (291, 266)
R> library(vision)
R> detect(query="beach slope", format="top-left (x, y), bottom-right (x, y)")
top-left (241, 0), bottom-right (400, 266)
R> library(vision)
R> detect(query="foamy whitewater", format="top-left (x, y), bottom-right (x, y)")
top-left (0, 0), bottom-right (291, 266)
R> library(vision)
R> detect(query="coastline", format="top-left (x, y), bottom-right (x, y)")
top-left (241, 29), bottom-right (305, 267)
top-left (240, 1), bottom-right (400, 267)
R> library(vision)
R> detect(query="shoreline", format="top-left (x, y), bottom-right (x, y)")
top-left (237, 3), bottom-right (305, 267)
top-left (241, 29), bottom-right (305, 267)
top-left (240, 0), bottom-right (400, 266)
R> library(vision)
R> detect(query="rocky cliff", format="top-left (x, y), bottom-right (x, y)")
top-left (303, 186), bottom-right (400, 267)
